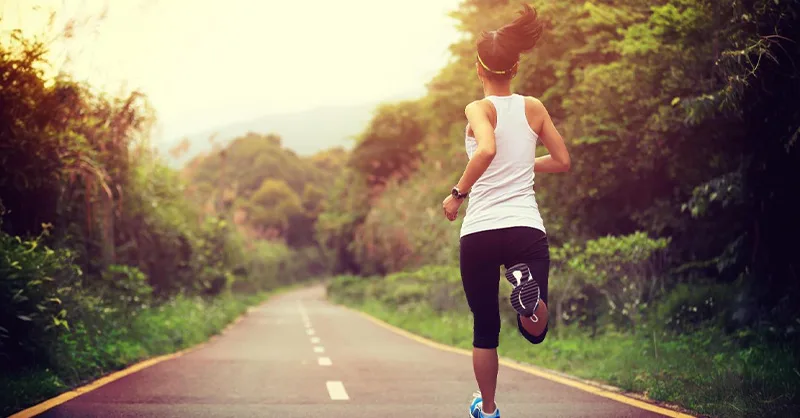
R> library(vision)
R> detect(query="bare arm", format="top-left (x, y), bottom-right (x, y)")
top-left (527, 97), bottom-right (570, 173)
top-left (454, 100), bottom-right (497, 193)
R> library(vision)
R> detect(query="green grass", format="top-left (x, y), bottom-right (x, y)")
top-left (0, 286), bottom-right (297, 417)
top-left (335, 298), bottom-right (799, 418)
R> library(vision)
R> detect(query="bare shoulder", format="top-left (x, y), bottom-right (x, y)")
top-left (523, 96), bottom-right (547, 114)
top-left (465, 99), bottom-right (493, 114)
top-left (464, 99), bottom-right (480, 114)
top-left (523, 96), bottom-right (548, 134)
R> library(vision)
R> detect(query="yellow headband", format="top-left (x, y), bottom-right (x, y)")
top-left (476, 53), bottom-right (518, 75)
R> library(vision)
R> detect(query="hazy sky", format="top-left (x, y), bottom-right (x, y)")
top-left (1, 0), bottom-right (465, 143)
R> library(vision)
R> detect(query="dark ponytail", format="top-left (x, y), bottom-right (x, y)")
top-left (497, 4), bottom-right (543, 55)
top-left (476, 3), bottom-right (543, 80)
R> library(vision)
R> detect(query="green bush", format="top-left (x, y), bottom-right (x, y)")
top-left (94, 264), bottom-right (153, 311)
top-left (232, 240), bottom-right (321, 292)
top-left (0, 226), bottom-right (81, 368)
top-left (653, 281), bottom-right (736, 334)
top-left (383, 265), bottom-right (464, 313)
top-left (326, 275), bottom-right (372, 305)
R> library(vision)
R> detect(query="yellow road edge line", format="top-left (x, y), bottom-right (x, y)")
top-left (8, 349), bottom-right (191, 418)
top-left (345, 305), bottom-right (696, 418)
top-left (8, 350), bottom-right (188, 418)
top-left (8, 293), bottom-right (270, 418)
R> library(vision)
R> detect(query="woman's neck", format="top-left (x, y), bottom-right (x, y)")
top-left (483, 80), bottom-right (512, 97)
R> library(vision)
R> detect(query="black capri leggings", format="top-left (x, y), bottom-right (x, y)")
top-left (459, 226), bottom-right (550, 349)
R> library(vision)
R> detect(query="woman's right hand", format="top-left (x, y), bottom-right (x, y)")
top-left (442, 195), bottom-right (462, 222)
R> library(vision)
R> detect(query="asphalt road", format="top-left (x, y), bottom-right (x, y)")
top-left (37, 285), bottom-right (672, 418)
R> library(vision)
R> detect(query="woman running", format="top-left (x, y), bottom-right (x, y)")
top-left (441, 4), bottom-right (571, 417)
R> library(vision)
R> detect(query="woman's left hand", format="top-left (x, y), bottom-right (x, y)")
top-left (442, 195), bottom-right (463, 222)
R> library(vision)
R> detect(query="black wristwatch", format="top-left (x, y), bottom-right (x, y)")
top-left (451, 186), bottom-right (469, 200)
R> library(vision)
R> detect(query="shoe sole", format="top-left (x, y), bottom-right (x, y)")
top-left (506, 263), bottom-right (540, 318)
top-left (504, 263), bottom-right (531, 287)
top-left (468, 409), bottom-right (501, 417)
top-left (469, 408), bottom-right (501, 418)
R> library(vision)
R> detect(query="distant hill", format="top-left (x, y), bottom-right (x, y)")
top-left (159, 94), bottom-right (421, 168)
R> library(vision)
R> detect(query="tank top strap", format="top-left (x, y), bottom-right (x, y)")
top-left (510, 94), bottom-right (529, 128)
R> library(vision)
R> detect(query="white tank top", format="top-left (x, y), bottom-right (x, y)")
top-left (460, 94), bottom-right (546, 238)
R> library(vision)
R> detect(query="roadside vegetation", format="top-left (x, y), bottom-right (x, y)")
top-left (0, 26), bottom-right (336, 415)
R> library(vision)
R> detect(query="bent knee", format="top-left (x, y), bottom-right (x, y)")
top-left (518, 314), bottom-right (549, 345)
top-left (528, 324), bottom-right (549, 344)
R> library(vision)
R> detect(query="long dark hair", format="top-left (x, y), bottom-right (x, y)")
top-left (476, 3), bottom-right (543, 81)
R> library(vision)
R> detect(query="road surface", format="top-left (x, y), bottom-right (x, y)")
top-left (37, 285), bottom-right (672, 418)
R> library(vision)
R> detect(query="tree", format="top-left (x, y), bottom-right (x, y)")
top-left (248, 179), bottom-right (303, 238)
top-left (348, 101), bottom-right (426, 189)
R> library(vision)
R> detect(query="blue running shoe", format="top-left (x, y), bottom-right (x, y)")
top-left (469, 391), bottom-right (500, 418)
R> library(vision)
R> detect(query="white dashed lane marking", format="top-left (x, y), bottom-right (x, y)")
top-left (326, 381), bottom-right (349, 400)
top-left (299, 299), bottom-right (346, 400)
